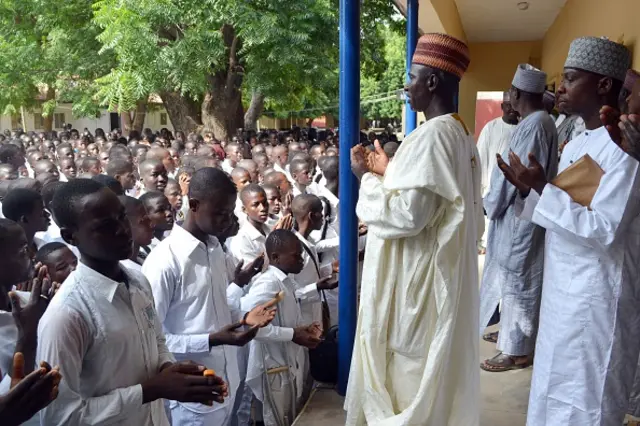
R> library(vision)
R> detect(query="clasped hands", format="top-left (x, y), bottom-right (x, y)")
top-left (600, 106), bottom-right (640, 160)
top-left (350, 140), bottom-right (389, 179)
top-left (496, 151), bottom-right (548, 196)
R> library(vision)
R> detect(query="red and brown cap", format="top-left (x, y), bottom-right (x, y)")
top-left (412, 33), bottom-right (470, 79)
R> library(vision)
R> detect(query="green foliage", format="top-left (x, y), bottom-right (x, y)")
top-left (360, 25), bottom-right (405, 121)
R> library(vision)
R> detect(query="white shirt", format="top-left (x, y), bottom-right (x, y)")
top-left (121, 258), bottom-right (142, 272)
top-left (476, 117), bottom-right (516, 197)
top-left (241, 266), bottom-right (306, 401)
top-left (34, 220), bottom-right (81, 258)
top-left (234, 196), bottom-right (247, 227)
top-left (142, 225), bottom-right (240, 421)
top-left (292, 230), bottom-right (333, 324)
top-left (228, 221), bottom-right (269, 266)
top-left (222, 159), bottom-right (235, 174)
top-left (37, 262), bottom-right (175, 426)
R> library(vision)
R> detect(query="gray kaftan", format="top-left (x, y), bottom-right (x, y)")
top-left (479, 110), bottom-right (558, 356)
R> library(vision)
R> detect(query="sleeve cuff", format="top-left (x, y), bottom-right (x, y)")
top-left (516, 190), bottom-right (540, 221)
top-left (128, 384), bottom-right (144, 409)
top-left (190, 334), bottom-right (211, 353)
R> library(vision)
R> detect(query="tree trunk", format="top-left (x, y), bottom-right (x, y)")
top-left (160, 91), bottom-right (202, 134)
top-left (200, 24), bottom-right (244, 140)
top-left (243, 91), bottom-right (264, 131)
top-left (121, 111), bottom-right (133, 135)
top-left (131, 100), bottom-right (147, 133)
top-left (43, 86), bottom-right (55, 133)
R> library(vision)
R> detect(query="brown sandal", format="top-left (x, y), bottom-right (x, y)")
top-left (482, 331), bottom-right (499, 343)
top-left (480, 352), bottom-right (533, 372)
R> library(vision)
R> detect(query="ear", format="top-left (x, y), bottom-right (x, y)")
top-left (19, 214), bottom-right (28, 224)
top-left (597, 76), bottom-right (614, 96)
top-left (188, 198), bottom-right (199, 212)
top-left (427, 73), bottom-right (439, 92)
top-left (60, 227), bottom-right (75, 246)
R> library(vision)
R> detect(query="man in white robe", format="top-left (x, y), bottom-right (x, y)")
top-left (479, 64), bottom-right (558, 372)
top-left (476, 91), bottom-right (518, 251)
top-left (498, 36), bottom-right (640, 426)
top-left (346, 33), bottom-right (483, 426)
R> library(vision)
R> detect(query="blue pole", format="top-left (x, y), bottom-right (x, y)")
top-left (337, 0), bottom-right (360, 396)
top-left (405, 0), bottom-right (419, 135)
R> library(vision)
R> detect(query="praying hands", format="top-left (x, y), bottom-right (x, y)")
top-left (496, 151), bottom-right (548, 196)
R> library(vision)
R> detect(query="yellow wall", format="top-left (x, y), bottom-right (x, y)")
top-left (459, 41), bottom-right (542, 133)
top-left (429, 0), bottom-right (467, 42)
top-left (541, 0), bottom-right (640, 86)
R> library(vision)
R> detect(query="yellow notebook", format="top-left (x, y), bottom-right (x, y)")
top-left (551, 154), bottom-right (604, 208)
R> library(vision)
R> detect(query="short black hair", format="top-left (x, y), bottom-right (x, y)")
top-left (290, 158), bottom-right (310, 174)
top-left (92, 174), bottom-right (124, 195)
top-left (0, 144), bottom-right (21, 164)
top-left (118, 195), bottom-right (144, 217)
top-left (139, 159), bottom-right (163, 176)
top-left (0, 218), bottom-right (22, 245)
top-left (139, 191), bottom-right (168, 210)
top-left (189, 167), bottom-right (236, 200)
top-left (262, 183), bottom-right (280, 195)
top-left (106, 157), bottom-right (133, 177)
top-left (56, 142), bottom-right (72, 153)
top-left (41, 181), bottom-right (66, 210)
top-left (291, 194), bottom-right (322, 220)
top-left (35, 242), bottom-right (68, 264)
top-left (81, 156), bottom-right (100, 171)
top-left (265, 229), bottom-right (299, 259)
top-left (9, 178), bottom-right (41, 193)
top-left (321, 156), bottom-right (339, 181)
top-left (240, 183), bottom-right (266, 205)
top-left (2, 188), bottom-right (43, 221)
top-left (108, 144), bottom-right (131, 160)
top-left (51, 178), bottom-right (106, 229)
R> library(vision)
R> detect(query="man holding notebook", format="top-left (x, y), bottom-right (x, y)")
top-left (498, 37), bottom-right (640, 426)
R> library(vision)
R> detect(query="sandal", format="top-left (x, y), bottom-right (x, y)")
top-left (482, 331), bottom-right (499, 343)
top-left (480, 352), bottom-right (533, 372)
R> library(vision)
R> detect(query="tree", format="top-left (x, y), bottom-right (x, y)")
top-left (360, 25), bottom-right (405, 125)
top-left (0, 0), bottom-right (114, 131)
top-left (93, 0), bottom-right (340, 139)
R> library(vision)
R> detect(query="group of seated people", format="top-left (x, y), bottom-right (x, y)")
top-left (0, 125), bottom-right (368, 426)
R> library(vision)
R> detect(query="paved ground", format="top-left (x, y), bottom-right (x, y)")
top-left (295, 325), bottom-right (532, 425)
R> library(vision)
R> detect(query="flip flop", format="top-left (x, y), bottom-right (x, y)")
top-left (482, 331), bottom-right (499, 343)
top-left (480, 352), bottom-right (533, 372)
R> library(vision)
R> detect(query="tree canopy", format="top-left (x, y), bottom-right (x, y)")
top-left (0, 0), bottom-right (401, 136)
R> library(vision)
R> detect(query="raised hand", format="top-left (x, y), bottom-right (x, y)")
top-left (281, 192), bottom-right (294, 215)
top-left (497, 151), bottom-right (547, 195)
top-left (366, 140), bottom-right (390, 176)
top-left (0, 354), bottom-right (61, 426)
top-left (209, 322), bottom-right (260, 347)
top-left (292, 324), bottom-right (322, 349)
top-left (350, 145), bottom-right (368, 180)
top-left (142, 362), bottom-right (227, 405)
top-left (178, 173), bottom-right (190, 196)
top-left (273, 214), bottom-right (293, 231)
top-left (600, 105), bottom-right (622, 145)
top-left (619, 114), bottom-right (640, 161)
top-left (234, 255), bottom-right (265, 287)
top-left (242, 304), bottom-right (276, 328)
top-left (317, 276), bottom-right (338, 291)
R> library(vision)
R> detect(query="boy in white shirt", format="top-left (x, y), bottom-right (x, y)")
top-left (229, 184), bottom-right (272, 267)
top-left (242, 230), bottom-right (323, 425)
top-left (38, 178), bottom-right (227, 426)
top-left (142, 168), bottom-right (275, 426)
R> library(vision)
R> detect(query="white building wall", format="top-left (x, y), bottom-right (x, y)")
top-left (0, 105), bottom-right (175, 134)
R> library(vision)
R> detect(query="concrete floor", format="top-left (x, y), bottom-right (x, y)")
top-left (295, 326), bottom-right (532, 425)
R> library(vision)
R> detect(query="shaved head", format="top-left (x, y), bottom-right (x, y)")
top-left (291, 193), bottom-right (322, 220)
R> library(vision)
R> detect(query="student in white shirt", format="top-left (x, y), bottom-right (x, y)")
top-left (290, 158), bottom-right (318, 197)
top-left (34, 242), bottom-right (78, 285)
top-left (222, 143), bottom-right (244, 174)
top-left (230, 167), bottom-right (252, 227)
top-left (2, 188), bottom-right (51, 257)
top-left (242, 230), bottom-right (323, 426)
top-left (138, 159), bottom-right (168, 198)
top-left (118, 196), bottom-right (154, 272)
top-left (271, 145), bottom-right (291, 180)
top-left (291, 194), bottom-right (337, 325)
top-left (229, 184), bottom-right (272, 267)
top-left (142, 168), bottom-right (276, 426)
top-left (106, 157), bottom-right (138, 196)
top-left (140, 191), bottom-right (174, 250)
top-left (38, 179), bottom-right (227, 426)
top-left (264, 184), bottom-right (283, 229)
top-left (236, 159), bottom-right (260, 184)
top-left (0, 219), bottom-right (61, 426)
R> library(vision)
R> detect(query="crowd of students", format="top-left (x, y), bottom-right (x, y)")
top-left (0, 126), bottom-right (377, 426)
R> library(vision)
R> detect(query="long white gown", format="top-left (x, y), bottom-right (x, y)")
top-left (517, 126), bottom-right (640, 426)
top-left (345, 113), bottom-right (483, 426)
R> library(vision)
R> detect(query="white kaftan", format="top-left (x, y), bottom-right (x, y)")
top-left (516, 126), bottom-right (640, 426)
top-left (142, 225), bottom-right (241, 426)
top-left (479, 110), bottom-right (558, 356)
top-left (241, 266), bottom-right (306, 426)
top-left (37, 263), bottom-right (175, 426)
top-left (476, 117), bottom-right (516, 249)
top-left (345, 114), bottom-right (483, 426)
